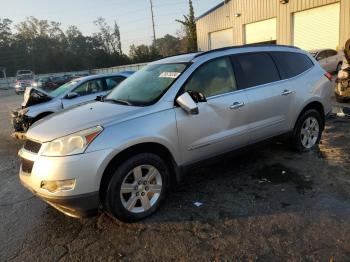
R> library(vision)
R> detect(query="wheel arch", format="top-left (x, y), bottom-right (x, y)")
top-left (99, 142), bottom-right (182, 202)
top-left (293, 100), bottom-right (325, 130)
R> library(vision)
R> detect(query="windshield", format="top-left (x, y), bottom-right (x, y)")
top-left (17, 75), bottom-right (33, 80)
top-left (49, 79), bottom-right (80, 97)
top-left (106, 63), bottom-right (188, 106)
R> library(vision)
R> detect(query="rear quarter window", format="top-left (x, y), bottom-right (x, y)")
top-left (270, 52), bottom-right (314, 79)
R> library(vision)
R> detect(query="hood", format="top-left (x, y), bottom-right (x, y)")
top-left (22, 87), bottom-right (53, 108)
top-left (26, 101), bottom-right (145, 142)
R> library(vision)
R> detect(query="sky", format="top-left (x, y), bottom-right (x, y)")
top-left (0, 0), bottom-right (222, 53)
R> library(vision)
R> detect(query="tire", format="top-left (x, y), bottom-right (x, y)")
top-left (292, 109), bottom-right (323, 152)
top-left (336, 62), bottom-right (342, 73)
top-left (104, 153), bottom-right (170, 222)
top-left (335, 95), bottom-right (345, 103)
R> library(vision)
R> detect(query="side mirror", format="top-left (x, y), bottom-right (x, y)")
top-left (176, 92), bottom-right (199, 115)
top-left (65, 92), bottom-right (78, 99)
top-left (95, 95), bottom-right (104, 102)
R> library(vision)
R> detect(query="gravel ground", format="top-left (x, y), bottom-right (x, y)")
top-left (1, 89), bottom-right (350, 261)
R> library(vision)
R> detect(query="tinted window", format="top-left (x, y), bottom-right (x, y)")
top-left (317, 51), bottom-right (328, 60)
top-left (327, 50), bottom-right (337, 57)
top-left (105, 76), bottom-right (125, 91)
top-left (184, 57), bottom-right (237, 98)
top-left (270, 52), bottom-right (314, 79)
top-left (232, 53), bottom-right (280, 89)
top-left (74, 79), bottom-right (104, 96)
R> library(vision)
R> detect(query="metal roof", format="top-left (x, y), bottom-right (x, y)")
top-left (196, 1), bottom-right (227, 21)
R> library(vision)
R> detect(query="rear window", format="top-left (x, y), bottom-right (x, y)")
top-left (327, 50), bottom-right (337, 57)
top-left (270, 52), bottom-right (314, 79)
top-left (232, 52), bottom-right (280, 89)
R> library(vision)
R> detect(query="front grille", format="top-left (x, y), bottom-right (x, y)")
top-left (24, 140), bottom-right (42, 153)
top-left (21, 158), bottom-right (34, 174)
top-left (20, 83), bottom-right (30, 87)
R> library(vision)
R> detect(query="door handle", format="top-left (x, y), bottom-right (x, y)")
top-left (230, 102), bottom-right (245, 110)
top-left (281, 90), bottom-right (294, 96)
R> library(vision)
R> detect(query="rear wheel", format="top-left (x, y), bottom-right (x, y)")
top-left (292, 109), bottom-right (323, 152)
top-left (104, 153), bottom-right (170, 222)
top-left (336, 62), bottom-right (342, 73)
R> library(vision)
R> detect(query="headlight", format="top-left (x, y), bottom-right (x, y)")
top-left (32, 82), bottom-right (38, 87)
top-left (40, 126), bottom-right (103, 157)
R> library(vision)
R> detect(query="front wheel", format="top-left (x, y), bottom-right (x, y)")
top-left (104, 153), bottom-right (170, 222)
top-left (292, 109), bottom-right (323, 152)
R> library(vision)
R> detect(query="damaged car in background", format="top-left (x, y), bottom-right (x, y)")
top-left (12, 71), bottom-right (134, 134)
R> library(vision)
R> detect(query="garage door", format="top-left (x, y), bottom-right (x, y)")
top-left (209, 28), bottom-right (233, 50)
top-left (293, 3), bottom-right (340, 51)
top-left (245, 18), bottom-right (277, 44)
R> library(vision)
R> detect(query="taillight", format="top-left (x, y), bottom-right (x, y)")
top-left (324, 72), bottom-right (333, 81)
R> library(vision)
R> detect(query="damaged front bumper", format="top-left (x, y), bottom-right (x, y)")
top-left (11, 108), bottom-right (33, 133)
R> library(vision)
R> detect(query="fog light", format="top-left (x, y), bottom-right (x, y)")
top-left (40, 179), bottom-right (76, 193)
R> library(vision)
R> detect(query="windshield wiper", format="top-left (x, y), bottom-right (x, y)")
top-left (104, 98), bottom-right (133, 106)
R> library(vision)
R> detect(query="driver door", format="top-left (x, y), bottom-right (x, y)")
top-left (175, 56), bottom-right (250, 164)
top-left (62, 78), bottom-right (106, 108)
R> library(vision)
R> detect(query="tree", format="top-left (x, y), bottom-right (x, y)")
top-left (0, 18), bottom-right (12, 47)
top-left (156, 34), bottom-right (182, 57)
top-left (129, 44), bottom-right (160, 63)
top-left (176, 0), bottom-right (198, 52)
top-left (93, 17), bottom-right (122, 54)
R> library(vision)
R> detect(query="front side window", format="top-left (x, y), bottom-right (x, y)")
top-left (50, 79), bottom-right (80, 97)
top-left (74, 79), bottom-right (104, 96)
top-left (106, 63), bottom-right (188, 106)
top-left (270, 52), bottom-right (314, 79)
top-left (184, 57), bottom-right (237, 98)
top-left (232, 52), bottom-right (280, 89)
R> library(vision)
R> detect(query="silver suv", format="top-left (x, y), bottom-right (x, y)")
top-left (18, 45), bottom-right (332, 222)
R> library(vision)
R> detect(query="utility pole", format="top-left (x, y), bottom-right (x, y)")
top-left (149, 0), bottom-right (156, 47)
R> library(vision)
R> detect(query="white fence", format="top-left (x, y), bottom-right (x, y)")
top-left (90, 62), bottom-right (148, 75)
top-left (0, 62), bottom-right (148, 89)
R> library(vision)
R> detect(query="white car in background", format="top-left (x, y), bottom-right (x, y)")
top-left (310, 49), bottom-right (344, 73)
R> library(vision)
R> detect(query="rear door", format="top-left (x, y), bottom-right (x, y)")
top-left (175, 56), bottom-right (250, 164)
top-left (62, 78), bottom-right (106, 108)
top-left (231, 52), bottom-right (294, 143)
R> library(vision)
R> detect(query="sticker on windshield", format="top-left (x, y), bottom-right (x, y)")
top-left (159, 72), bottom-right (181, 79)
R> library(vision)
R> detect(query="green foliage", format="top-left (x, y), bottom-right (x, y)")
top-left (0, 15), bottom-right (188, 76)
top-left (0, 17), bottom-right (130, 76)
top-left (156, 34), bottom-right (184, 57)
top-left (176, 0), bottom-right (198, 52)
top-left (129, 44), bottom-right (161, 63)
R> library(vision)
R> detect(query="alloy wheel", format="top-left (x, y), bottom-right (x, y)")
top-left (120, 164), bottom-right (162, 213)
top-left (300, 116), bottom-right (319, 149)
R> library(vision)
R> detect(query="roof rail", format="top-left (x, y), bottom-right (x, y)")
top-left (194, 44), bottom-right (300, 58)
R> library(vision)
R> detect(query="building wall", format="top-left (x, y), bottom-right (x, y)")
top-left (196, 0), bottom-right (350, 51)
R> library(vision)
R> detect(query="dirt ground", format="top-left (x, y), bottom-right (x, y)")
top-left (1, 89), bottom-right (350, 261)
